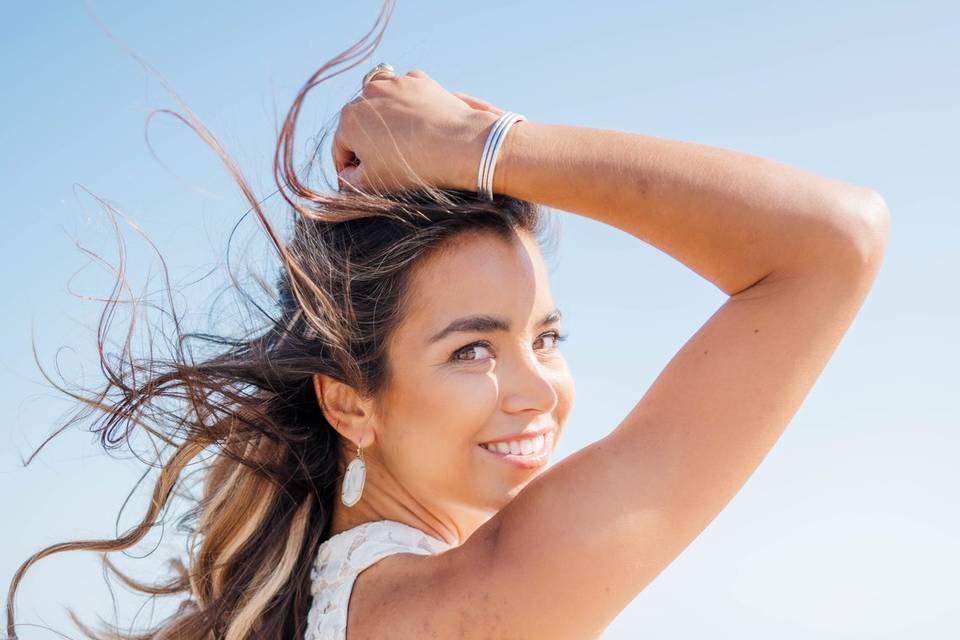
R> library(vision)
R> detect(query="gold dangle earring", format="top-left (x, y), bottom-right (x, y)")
top-left (341, 442), bottom-right (366, 507)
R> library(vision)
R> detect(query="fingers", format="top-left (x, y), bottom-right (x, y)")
top-left (332, 117), bottom-right (355, 175)
top-left (451, 91), bottom-right (505, 115)
top-left (331, 94), bottom-right (368, 174)
top-left (364, 64), bottom-right (397, 86)
top-left (338, 162), bottom-right (364, 193)
top-left (334, 67), bottom-right (487, 193)
top-left (333, 137), bottom-right (363, 192)
top-left (398, 68), bottom-right (504, 116)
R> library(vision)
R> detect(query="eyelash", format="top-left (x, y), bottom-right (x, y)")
top-left (451, 330), bottom-right (569, 363)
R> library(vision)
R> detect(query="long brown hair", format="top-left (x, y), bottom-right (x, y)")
top-left (5, 1), bottom-right (557, 638)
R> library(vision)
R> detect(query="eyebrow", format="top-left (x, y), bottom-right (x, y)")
top-left (427, 308), bottom-right (563, 345)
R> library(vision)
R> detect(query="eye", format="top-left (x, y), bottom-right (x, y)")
top-left (535, 330), bottom-right (569, 352)
top-left (451, 340), bottom-right (493, 363)
top-left (450, 331), bottom-right (569, 364)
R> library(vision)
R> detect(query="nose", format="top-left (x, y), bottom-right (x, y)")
top-left (501, 350), bottom-right (559, 415)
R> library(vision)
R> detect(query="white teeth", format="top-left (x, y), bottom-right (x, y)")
top-left (482, 433), bottom-right (550, 456)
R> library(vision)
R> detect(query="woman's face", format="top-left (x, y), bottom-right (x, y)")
top-left (373, 228), bottom-right (575, 525)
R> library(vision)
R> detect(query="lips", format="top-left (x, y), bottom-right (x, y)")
top-left (477, 430), bottom-right (555, 469)
top-left (478, 426), bottom-right (554, 446)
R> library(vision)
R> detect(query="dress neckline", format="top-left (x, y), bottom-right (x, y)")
top-left (322, 519), bottom-right (453, 553)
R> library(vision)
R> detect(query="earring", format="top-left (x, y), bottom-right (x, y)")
top-left (340, 442), bottom-right (366, 507)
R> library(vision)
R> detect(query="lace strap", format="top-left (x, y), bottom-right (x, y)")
top-left (304, 520), bottom-right (452, 640)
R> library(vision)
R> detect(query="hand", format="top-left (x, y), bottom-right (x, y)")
top-left (332, 68), bottom-right (505, 193)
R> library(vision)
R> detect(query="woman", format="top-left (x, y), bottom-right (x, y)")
top-left (6, 10), bottom-right (889, 640)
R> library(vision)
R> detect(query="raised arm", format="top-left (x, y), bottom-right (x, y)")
top-left (396, 113), bottom-right (892, 640)
top-left (337, 72), bottom-right (890, 636)
top-left (472, 117), bottom-right (888, 294)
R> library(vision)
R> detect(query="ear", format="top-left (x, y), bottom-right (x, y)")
top-left (312, 373), bottom-right (377, 449)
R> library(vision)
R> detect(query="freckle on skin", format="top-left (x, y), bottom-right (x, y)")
top-left (754, 328), bottom-right (759, 333)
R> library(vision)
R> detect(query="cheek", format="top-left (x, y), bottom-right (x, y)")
top-left (552, 363), bottom-right (576, 435)
top-left (422, 369), bottom-right (499, 423)
top-left (382, 372), bottom-right (499, 497)
top-left (390, 370), bottom-right (500, 453)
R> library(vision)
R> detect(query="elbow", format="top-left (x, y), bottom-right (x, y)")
top-left (759, 188), bottom-right (890, 288)
top-left (852, 189), bottom-right (891, 269)
top-left (830, 187), bottom-right (891, 273)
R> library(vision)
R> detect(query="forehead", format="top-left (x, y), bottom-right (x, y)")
top-left (400, 229), bottom-right (554, 335)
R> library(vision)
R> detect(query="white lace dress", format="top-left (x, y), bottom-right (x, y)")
top-left (303, 519), bottom-right (453, 640)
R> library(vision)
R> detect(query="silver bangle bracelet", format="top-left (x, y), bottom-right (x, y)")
top-left (477, 111), bottom-right (526, 200)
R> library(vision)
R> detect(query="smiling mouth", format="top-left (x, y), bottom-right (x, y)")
top-left (477, 431), bottom-right (555, 469)
top-left (479, 432), bottom-right (548, 456)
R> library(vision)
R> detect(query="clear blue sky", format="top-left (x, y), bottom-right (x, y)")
top-left (2, 1), bottom-right (957, 637)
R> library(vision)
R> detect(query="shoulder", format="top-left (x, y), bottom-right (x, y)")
top-left (345, 524), bottom-right (498, 640)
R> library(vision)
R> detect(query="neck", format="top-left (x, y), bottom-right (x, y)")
top-left (328, 448), bottom-right (491, 548)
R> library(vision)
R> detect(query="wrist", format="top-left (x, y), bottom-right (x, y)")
top-left (450, 110), bottom-right (501, 193)
top-left (490, 117), bottom-right (528, 199)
